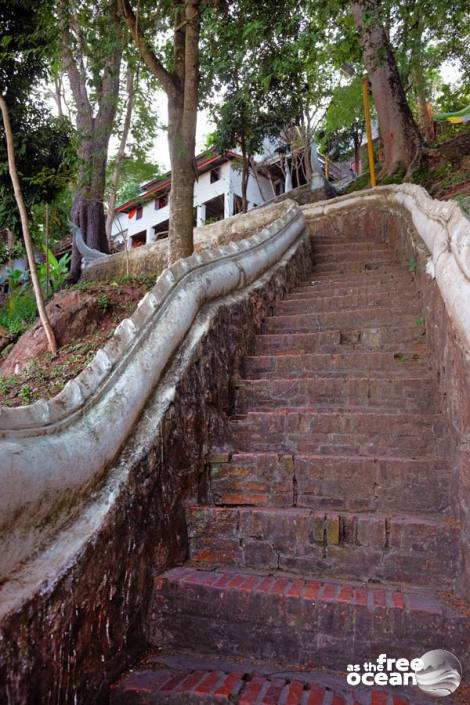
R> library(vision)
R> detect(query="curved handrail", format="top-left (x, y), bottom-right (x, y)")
top-left (0, 200), bottom-right (306, 579)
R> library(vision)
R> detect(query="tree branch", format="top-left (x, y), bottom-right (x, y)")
top-left (118, 0), bottom-right (176, 96)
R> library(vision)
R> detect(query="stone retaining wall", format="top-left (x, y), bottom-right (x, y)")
top-left (0, 203), bottom-right (311, 705)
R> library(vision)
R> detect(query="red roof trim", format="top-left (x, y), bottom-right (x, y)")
top-left (117, 149), bottom-right (241, 213)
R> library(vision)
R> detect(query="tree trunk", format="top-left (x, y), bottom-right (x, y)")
top-left (353, 133), bottom-right (361, 174)
top-left (119, 0), bottom-right (201, 265)
top-left (106, 68), bottom-right (136, 241)
top-left (413, 65), bottom-right (435, 143)
top-left (240, 136), bottom-right (249, 213)
top-left (351, 0), bottom-right (423, 178)
top-left (59, 0), bottom-right (122, 282)
top-left (167, 92), bottom-right (196, 261)
top-left (0, 96), bottom-right (58, 354)
top-left (69, 136), bottom-right (111, 282)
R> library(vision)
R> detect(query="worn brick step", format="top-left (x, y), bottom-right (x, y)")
top-left (243, 352), bottom-right (431, 379)
top-left (294, 271), bottom-right (414, 291)
top-left (312, 241), bottom-right (394, 252)
top-left (313, 251), bottom-right (399, 266)
top-left (287, 280), bottom-right (416, 299)
top-left (277, 291), bottom-right (419, 314)
top-left (186, 506), bottom-right (458, 588)
top-left (254, 328), bottom-right (427, 355)
top-left (234, 377), bottom-right (437, 414)
top-left (110, 664), bottom-right (436, 705)
top-left (227, 410), bottom-right (446, 457)
top-left (206, 453), bottom-right (450, 514)
top-left (304, 268), bottom-right (409, 283)
top-left (264, 309), bottom-right (422, 334)
top-left (310, 260), bottom-right (403, 275)
top-left (147, 567), bottom-right (470, 672)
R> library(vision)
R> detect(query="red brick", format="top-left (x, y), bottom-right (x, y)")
top-left (213, 672), bottom-right (244, 698)
top-left (284, 681), bottom-right (304, 705)
top-left (331, 695), bottom-right (346, 705)
top-left (254, 576), bottom-right (276, 593)
top-left (373, 590), bottom-right (386, 607)
top-left (160, 673), bottom-right (191, 693)
top-left (287, 580), bottom-right (305, 598)
top-left (175, 670), bottom-right (207, 693)
top-left (261, 678), bottom-right (286, 704)
top-left (391, 592), bottom-right (405, 609)
top-left (337, 586), bottom-right (354, 603)
top-left (239, 677), bottom-right (266, 705)
top-left (320, 583), bottom-right (338, 601)
top-left (271, 578), bottom-right (290, 595)
top-left (371, 692), bottom-right (388, 705)
top-left (306, 686), bottom-right (325, 705)
top-left (303, 581), bottom-right (321, 601)
top-left (354, 588), bottom-right (368, 606)
top-left (392, 696), bottom-right (409, 705)
top-left (226, 574), bottom-right (245, 589)
top-left (194, 671), bottom-right (222, 695)
top-left (239, 576), bottom-right (260, 593)
top-left (213, 573), bottom-right (233, 589)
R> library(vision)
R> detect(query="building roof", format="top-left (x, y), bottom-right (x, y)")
top-left (117, 148), bottom-right (241, 214)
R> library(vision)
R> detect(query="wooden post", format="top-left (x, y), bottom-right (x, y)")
top-left (362, 76), bottom-right (377, 187)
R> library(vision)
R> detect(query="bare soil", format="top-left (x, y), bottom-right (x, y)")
top-left (0, 276), bottom-right (154, 407)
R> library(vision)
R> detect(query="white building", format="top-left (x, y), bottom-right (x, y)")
top-left (113, 149), bottom-right (289, 249)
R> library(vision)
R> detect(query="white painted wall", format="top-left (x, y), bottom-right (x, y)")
top-left (121, 159), bottom-right (277, 247)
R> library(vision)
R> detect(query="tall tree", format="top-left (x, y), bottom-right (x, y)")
top-left (58, 0), bottom-right (124, 281)
top-left (118, 0), bottom-right (204, 262)
top-left (351, 0), bottom-right (423, 177)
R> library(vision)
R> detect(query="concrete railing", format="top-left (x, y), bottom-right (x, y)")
top-left (303, 184), bottom-right (470, 353)
top-left (0, 200), bottom-right (306, 580)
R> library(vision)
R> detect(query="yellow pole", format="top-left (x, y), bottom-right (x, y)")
top-left (324, 155), bottom-right (329, 180)
top-left (362, 75), bottom-right (376, 187)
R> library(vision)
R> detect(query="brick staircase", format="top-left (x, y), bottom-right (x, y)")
top-left (111, 229), bottom-right (467, 704)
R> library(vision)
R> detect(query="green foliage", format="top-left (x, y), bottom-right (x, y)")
top-left (0, 240), bottom-right (25, 266)
top-left (37, 250), bottom-right (71, 296)
top-left (0, 290), bottom-right (37, 335)
top-left (408, 257), bottom-right (417, 273)
top-left (98, 295), bottom-right (110, 313)
top-left (0, 0), bottom-right (76, 235)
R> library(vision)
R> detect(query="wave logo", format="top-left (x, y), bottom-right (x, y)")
top-left (415, 650), bottom-right (462, 697)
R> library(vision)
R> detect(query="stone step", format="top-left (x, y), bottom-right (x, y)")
top-left (294, 271), bottom-right (415, 291)
top-left (243, 351), bottom-right (431, 379)
top-left (313, 250), bottom-right (399, 265)
top-left (277, 291), bottom-right (418, 314)
top-left (287, 280), bottom-right (416, 299)
top-left (147, 567), bottom-right (470, 672)
top-left (311, 260), bottom-right (403, 275)
top-left (186, 506), bottom-right (458, 589)
top-left (205, 452), bottom-right (451, 514)
top-left (304, 269), bottom-right (409, 284)
top-left (110, 661), bottom-right (440, 705)
top-left (264, 309), bottom-right (422, 334)
top-left (227, 409), bottom-right (446, 457)
top-left (254, 328), bottom-right (427, 355)
top-left (234, 376), bottom-right (437, 414)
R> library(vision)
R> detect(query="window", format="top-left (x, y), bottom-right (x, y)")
top-left (136, 206), bottom-right (143, 220)
top-left (155, 195), bottom-right (168, 210)
top-left (210, 168), bottom-right (221, 183)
